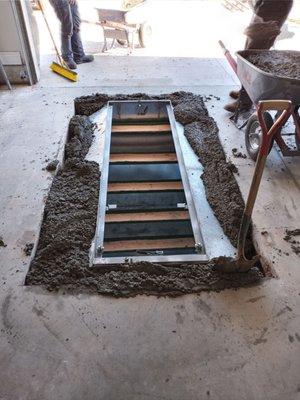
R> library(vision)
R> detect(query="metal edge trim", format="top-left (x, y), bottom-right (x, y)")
top-left (93, 254), bottom-right (209, 266)
top-left (107, 100), bottom-right (170, 105)
top-left (93, 105), bottom-right (113, 259)
top-left (166, 104), bottom-right (206, 254)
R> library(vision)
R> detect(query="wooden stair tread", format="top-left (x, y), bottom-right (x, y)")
top-left (112, 124), bottom-right (171, 133)
top-left (105, 211), bottom-right (189, 223)
top-left (104, 238), bottom-right (195, 252)
top-left (108, 181), bottom-right (183, 192)
top-left (110, 153), bottom-right (177, 163)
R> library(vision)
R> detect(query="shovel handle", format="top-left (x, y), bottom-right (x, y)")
top-left (237, 150), bottom-right (267, 259)
top-left (218, 40), bottom-right (237, 73)
top-left (218, 40), bottom-right (227, 53)
top-left (237, 100), bottom-right (293, 260)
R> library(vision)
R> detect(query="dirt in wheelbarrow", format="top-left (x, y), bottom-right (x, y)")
top-left (245, 50), bottom-right (300, 80)
top-left (25, 92), bottom-right (265, 297)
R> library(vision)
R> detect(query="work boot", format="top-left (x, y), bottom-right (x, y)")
top-left (224, 100), bottom-right (252, 113)
top-left (74, 54), bottom-right (94, 64)
top-left (229, 90), bottom-right (240, 100)
top-left (63, 58), bottom-right (77, 70)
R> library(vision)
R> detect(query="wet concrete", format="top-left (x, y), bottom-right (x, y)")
top-left (284, 228), bottom-right (300, 256)
top-left (26, 92), bottom-right (263, 296)
top-left (45, 159), bottom-right (59, 172)
top-left (185, 119), bottom-right (244, 246)
top-left (26, 116), bottom-right (100, 289)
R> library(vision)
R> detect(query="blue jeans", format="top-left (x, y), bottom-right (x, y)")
top-left (49, 0), bottom-right (85, 61)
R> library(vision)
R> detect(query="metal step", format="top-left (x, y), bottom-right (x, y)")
top-left (108, 163), bottom-right (182, 183)
top-left (105, 220), bottom-right (193, 241)
top-left (106, 190), bottom-right (187, 212)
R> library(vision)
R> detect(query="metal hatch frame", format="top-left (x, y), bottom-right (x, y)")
top-left (91, 100), bottom-right (209, 267)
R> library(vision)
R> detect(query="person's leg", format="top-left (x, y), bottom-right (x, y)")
top-left (49, 0), bottom-right (75, 66)
top-left (245, 0), bottom-right (293, 49)
top-left (69, 1), bottom-right (84, 60)
top-left (70, 1), bottom-right (94, 63)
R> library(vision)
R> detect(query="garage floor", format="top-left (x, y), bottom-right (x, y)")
top-left (1, 1), bottom-right (300, 399)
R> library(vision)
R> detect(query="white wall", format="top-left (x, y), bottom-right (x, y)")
top-left (0, 0), bottom-right (39, 84)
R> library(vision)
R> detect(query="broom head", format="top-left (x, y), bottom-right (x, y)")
top-left (50, 61), bottom-right (78, 82)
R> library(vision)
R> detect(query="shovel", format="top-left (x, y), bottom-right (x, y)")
top-left (215, 100), bottom-right (292, 272)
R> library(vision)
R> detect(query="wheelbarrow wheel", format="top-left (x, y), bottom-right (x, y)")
top-left (245, 112), bottom-right (274, 161)
top-left (139, 22), bottom-right (152, 48)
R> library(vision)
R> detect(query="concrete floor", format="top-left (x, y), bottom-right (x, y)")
top-left (1, 1), bottom-right (300, 399)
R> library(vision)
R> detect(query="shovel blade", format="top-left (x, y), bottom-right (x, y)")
top-left (212, 255), bottom-right (259, 273)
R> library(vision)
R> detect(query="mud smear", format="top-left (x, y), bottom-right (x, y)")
top-left (45, 159), bottom-right (59, 172)
top-left (24, 243), bottom-right (34, 256)
top-left (284, 229), bottom-right (300, 256)
top-left (245, 50), bottom-right (300, 80)
top-left (232, 148), bottom-right (247, 159)
top-left (26, 92), bottom-right (263, 297)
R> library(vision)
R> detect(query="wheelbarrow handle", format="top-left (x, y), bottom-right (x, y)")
top-left (258, 100), bottom-right (292, 113)
top-left (258, 100), bottom-right (292, 155)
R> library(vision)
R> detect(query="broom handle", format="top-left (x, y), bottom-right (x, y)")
top-left (37, 0), bottom-right (64, 65)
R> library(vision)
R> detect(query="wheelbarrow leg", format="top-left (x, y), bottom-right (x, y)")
top-left (108, 37), bottom-right (115, 50)
top-left (102, 30), bottom-right (108, 53)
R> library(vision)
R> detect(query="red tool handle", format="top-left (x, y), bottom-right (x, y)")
top-left (218, 40), bottom-right (237, 74)
top-left (257, 100), bottom-right (292, 155)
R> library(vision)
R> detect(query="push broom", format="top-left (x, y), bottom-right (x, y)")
top-left (37, 0), bottom-right (78, 82)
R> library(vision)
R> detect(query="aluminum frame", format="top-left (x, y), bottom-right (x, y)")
top-left (93, 105), bottom-right (113, 258)
top-left (91, 100), bottom-right (209, 267)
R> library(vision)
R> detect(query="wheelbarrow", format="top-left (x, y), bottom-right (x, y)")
top-left (84, 2), bottom-right (152, 54)
top-left (214, 42), bottom-right (300, 272)
top-left (219, 42), bottom-right (300, 160)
